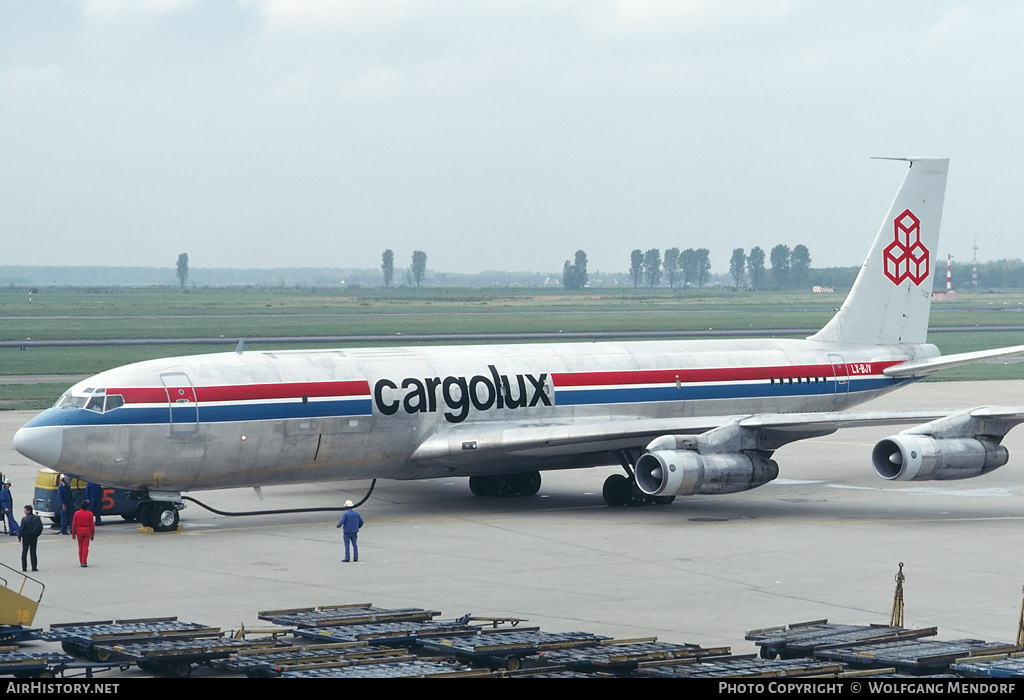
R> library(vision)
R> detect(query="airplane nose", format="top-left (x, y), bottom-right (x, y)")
top-left (13, 425), bottom-right (63, 468)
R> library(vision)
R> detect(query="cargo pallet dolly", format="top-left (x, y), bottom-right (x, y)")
top-left (98, 636), bottom-right (283, 678)
top-left (419, 628), bottom-right (608, 671)
top-left (45, 617), bottom-right (219, 663)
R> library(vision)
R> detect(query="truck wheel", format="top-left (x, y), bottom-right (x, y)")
top-left (152, 503), bottom-right (179, 532)
top-left (138, 503), bottom-right (155, 529)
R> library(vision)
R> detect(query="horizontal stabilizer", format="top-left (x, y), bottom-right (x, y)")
top-left (883, 344), bottom-right (1024, 377)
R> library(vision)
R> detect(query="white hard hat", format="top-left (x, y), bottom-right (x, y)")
top-left (344, 500), bottom-right (354, 508)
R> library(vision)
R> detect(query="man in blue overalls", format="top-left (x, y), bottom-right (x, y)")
top-left (1, 480), bottom-right (18, 536)
top-left (57, 475), bottom-right (74, 535)
top-left (336, 500), bottom-right (364, 562)
top-left (85, 482), bottom-right (103, 525)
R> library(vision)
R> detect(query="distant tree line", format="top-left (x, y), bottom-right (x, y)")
top-left (620, 244), bottom-right (809, 290)
top-left (950, 260), bottom-right (1024, 289)
top-left (380, 249), bottom-right (429, 288)
top-left (562, 250), bottom-right (588, 290)
top-left (12, 255), bottom-right (1024, 290)
top-left (271, 246), bottom-right (1024, 291)
top-left (630, 248), bottom-right (712, 289)
top-left (176, 253), bottom-right (189, 289)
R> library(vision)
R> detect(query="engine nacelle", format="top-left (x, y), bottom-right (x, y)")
top-left (635, 450), bottom-right (780, 496)
top-left (871, 435), bottom-right (1008, 481)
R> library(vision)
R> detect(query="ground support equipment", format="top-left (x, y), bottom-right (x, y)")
top-left (633, 654), bottom-right (847, 678)
top-left (259, 603), bottom-right (440, 628)
top-left (290, 618), bottom-right (478, 646)
top-left (746, 619), bottom-right (938, 659)
top-left (280, 658), bottom-right (486, 678)
top-left (0, 626), bottom-right (41, 645)
top-left (44, 617), bottom-right (220, 662)
top-left (951, 651), bottom-right (1024, 678)
top-left (418, 629), bottom-right (608, 671)
top-left (0, 564), bottom-right (44, 629)
top-left (539, 637), bottom-right (731, 677)
top-left (211, 642), bottom-right (414, 678)
top-left (815, 638), bottom-right (1020, 675)
top-left (98, 636), bottom-right (283, 677)
top-left (0, 647), bottom-right (74, 678)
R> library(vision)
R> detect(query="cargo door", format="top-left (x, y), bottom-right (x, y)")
top-left (827, 354), bottom-right (849, 397)
top-left (161, 372), bottom-right (199, 436)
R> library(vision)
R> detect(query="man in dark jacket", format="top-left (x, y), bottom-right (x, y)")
top-left (18, 505), bottom-right (43, 572)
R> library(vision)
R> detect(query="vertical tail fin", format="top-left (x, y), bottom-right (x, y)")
top-left (810, 158), bottom-right (949, 346)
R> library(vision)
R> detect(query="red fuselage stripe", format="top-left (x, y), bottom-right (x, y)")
top-left (551, 361), bottom-right (904, 387)
top-left (110, 380), bottom-right (371, 405)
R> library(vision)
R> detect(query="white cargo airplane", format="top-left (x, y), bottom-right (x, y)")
top-left (14, 158), bottom-right (1024, 531)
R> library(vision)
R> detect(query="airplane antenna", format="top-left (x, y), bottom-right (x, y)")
top-left (236, 339), bottom-right (245, 355)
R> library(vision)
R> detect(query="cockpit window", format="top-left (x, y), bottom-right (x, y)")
top-left (56, 389), bottom-right (121, 412)
top-left (56, 393), bottom-right (88, 409)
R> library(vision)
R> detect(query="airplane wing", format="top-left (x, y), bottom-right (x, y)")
top-left (408, 409), bottom-right (955, 466)
top-left (884, 344), bottom-right (1024, 377)
top-left (410, 405), bottom-right (1024, 499)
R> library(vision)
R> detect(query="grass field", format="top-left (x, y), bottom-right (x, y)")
top-left (1, 286), bottom-right (1022, 409)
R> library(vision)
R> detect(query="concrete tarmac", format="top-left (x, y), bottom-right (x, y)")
top-left (2, 380), bottom-right (1024, 666)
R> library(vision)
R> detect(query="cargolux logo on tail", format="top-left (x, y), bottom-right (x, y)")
top-left (882, 209), bottom-right (929, 285)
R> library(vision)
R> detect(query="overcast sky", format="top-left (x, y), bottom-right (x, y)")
top-left (2, 1), bottom-right (1023, 276)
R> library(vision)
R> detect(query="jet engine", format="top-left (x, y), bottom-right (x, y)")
top-left (871, 435), bottom-right (1008, 481)
top-left (635, 450), bottom-right (779, 497)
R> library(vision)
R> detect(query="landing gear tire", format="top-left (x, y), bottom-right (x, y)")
top-left (151, 503), bottom-right (179, 532)
top-left (602, 474), bottom-right (629, 506)
top-left (603, 475), bottom-right (674, 506)
top-left (468, 472), bottom-right (542, 498)
top-left (469, 476), bottom-right (490, 497)
top-left (517, 471), bottom-right (541, 496)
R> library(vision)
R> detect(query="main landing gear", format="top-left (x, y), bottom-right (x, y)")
top-left (468, 472), bottom-right (542, 497)
top-left (602, 450), bottom-right (675, 507)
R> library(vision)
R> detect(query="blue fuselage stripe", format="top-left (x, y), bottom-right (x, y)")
top-left (25, 377), bottom-right (906, 428)
top-left (554, 376), bottom-right (902, 406)
top-left (25, 399), bottom-right (373, 428)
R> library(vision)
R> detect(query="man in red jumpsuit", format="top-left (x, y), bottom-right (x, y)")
top-left (71, 499), bottom-right (96, 567)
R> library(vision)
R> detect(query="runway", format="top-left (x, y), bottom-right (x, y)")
top-left (1, 380), bottom-right (1024, 657)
